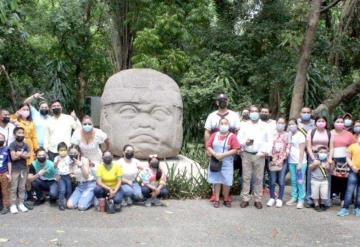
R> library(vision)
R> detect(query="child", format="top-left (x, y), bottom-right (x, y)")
top-left (54, 142), bottom-right (73, 210)
top-left (309, 146), bottom-right (332, 212)
top-left (9, 127), bottom-right (30, 214)
top-left (0, 133), bottom-right (11, 214)
top-left (138, 155), bottom-right (168, 207)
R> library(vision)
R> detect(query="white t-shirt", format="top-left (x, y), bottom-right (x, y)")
top-left (119, 158), bottom-right (141, 182)
top-left (204, 110), bottom-right (240, 133)
top-left (71, 128), bottom-right (107, 165)
top-left (0, 123), bottom-right (15, 146)
top-left (289, 131), bottom-right (307, 164)
top-left (54, 155), bottom-right (73, 175)
top-left (72, 157), bottom-right (95, 182)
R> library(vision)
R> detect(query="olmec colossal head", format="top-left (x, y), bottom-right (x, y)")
top-left (100, 69), bottom-right (183, 159)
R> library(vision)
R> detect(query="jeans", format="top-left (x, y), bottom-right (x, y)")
top-left (141, 186), bottom-right (169, 199)
top-left (121, 183), bottom-right (143, 201)
top-left (31, 179), bottom-right (59, 201)
top-left (269, 164), bottom-right (287, 200)
top-left (94, 185), bottom-right (124, 204)
top-left (289, 163), bottom-right (307, 202)
top-left (58, 175), bottom-right (73, 203)
top-left (68, 181), bottom-right (96, 210)
top-left (343, 171), bottom-right (360, 209)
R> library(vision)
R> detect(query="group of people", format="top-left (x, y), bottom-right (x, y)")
top-left (0, 93), bottom-right (168, 215)
top-left (205, 94), bottom-right (360, 217)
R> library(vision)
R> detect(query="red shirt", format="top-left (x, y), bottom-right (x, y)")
top-left (207, 132), bottom-right (241, 150)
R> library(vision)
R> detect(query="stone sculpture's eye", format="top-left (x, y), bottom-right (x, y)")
top-left (151, 107), bottom-right (169, 120)
top-left (119, 105), bottom-right (138, 118)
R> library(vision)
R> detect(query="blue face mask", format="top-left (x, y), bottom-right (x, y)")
top-left (301, 113), bottom-right (311, 121)
top-left (354, 126), bottom-right (360, 134)
top-left (318, 153), bottom-right (328, 161)
top-left (249, 112), bottom-right (259, 121)
top-left (288, 125), bottom-right (298, 133)
top-left (82, 124), bottom-right (93, 133)
top-left (344, 119), bottom-right (353, 127)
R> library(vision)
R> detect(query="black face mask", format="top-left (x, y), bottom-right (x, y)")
top-left (150, 161), bottom-right (159, 169)
top-left (0, 141), bottom-right (4, 147)
top-left (16, 136), bottom-right (25, 142)
top-left (103, 157), bottom-right (113, 165)
top-left (2, 117), bottom-right (10, 124)
top-left (52, 108), bottom-right (61, 115)
top-left (40, 109), bottom-right (49, 116)
top-left (125, 152), bottom-right (134, 160)
top-left (37, 157), bottom-right (46, 163)
top-left (69, 154), bottom-right (78, 160)
top-left (260, 114), bottom-right (269, 121)
top-left (218, 101), bottom-right (227, 109)
top-left (242, 114), bottom-right (249, 120)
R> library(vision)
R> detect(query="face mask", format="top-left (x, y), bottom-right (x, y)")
top-left (289, 125), bottom-right (298, 133)
top-left (219, 125), bottom-right (229, 133)
top-left (125, 152), bottom-right (134, 160)
top-left (37, 157), bottom-right (46, 163)
top-left (249, 112), bottom-right (259, 121)
top-left (334, 123), bottom-right (344, 130)
top-left (21, 111), bottom-right (30, 119)
top-left (218, 100), bottom-right (227, 109)
top-left (0, 140), bottom-right (4, 147)
top-left (242, 114), bottom-right (249, 120)
top-left (52, 108), bottom-right (61, 115)
top-left (2, 117), bottom-right (10, 124)
top-left (40, 109), bottom-right (49, 116)
top-left (276, 124), bottom-right (285, 132)
top-left (103, 157), bottom-right (113, 165)
top-left (69, 154), bottom-right (78, 160)
top-left (316, 122), bottom-right (326, 129)
top-left (260, 114), bottom-right (269, 121)
top-left (150, 160), bottom-right (159, 169)
top-left (318, 153), bottom-right (328, 161)
top-left (82, 125), bottom-right (93, 133)
top-left (354, 126), bottom-right (360, 134)
top-left (16, 136), bottom-right (24, 142)
top-left (344, 119), bottom-right (353, 127)
top-left (59, 150), bottom-right (67, 157)
top-left (301, 113), bottom-right (311, 121)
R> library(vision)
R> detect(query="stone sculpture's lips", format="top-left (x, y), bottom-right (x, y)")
top-left (129, 134), bottom-right (159, 144)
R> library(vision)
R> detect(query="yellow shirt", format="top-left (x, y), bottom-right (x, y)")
top-left (347, 143), bottom-right (360, 169)
top-left (96, 163), bottom-right (123, 189)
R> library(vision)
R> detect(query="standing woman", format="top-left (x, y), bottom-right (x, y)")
top-left (286, 119), bottom-right (307, 209)
top-left (207, 118), bottom-right (240, 208)
top-left (330, 116), bottom-right (356, 205)
top-left (71, 116), bottom-right (110, 166)
top-left (67, 145), bottom-right (96, 211)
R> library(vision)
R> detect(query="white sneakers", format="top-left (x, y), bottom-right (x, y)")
top-left (275, 199), bottom-right (283, 208)
top-left (286, 199), bottom-right (297, 206)
top-left (267, 199), bottom-right (283, 208)
top-left (267, 198), bottom-right (276, 207)
top-left (296, 201), bottom-right (304, 209)
top-left (10, 204), bottom-right (28, 214)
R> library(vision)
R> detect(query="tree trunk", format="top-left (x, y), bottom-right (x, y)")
top-left (77, 71), bottom-right (87, 118)
top-left (0, 65), bottom-right (17, 111)
top-left (289, 0), bottom-right (322, 118)
top-left (109, 0), bottom-right (132, 71)
top-left (313, 79), bottom-right (360, 116)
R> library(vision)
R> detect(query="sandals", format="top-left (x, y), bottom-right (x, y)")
top-left (223, 200), bottom-right (232, 208)
top-left (213, 201), bottom-right (220, 208)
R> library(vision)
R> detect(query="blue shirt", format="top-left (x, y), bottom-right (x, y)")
top-left (0, 146), bottom-right (10, 174)
top-left (30, 106), bottom-right (50, 147)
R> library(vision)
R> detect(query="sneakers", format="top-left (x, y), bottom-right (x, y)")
top-left (213, 201), bottom-right (220, 208)
top-left (127, 197), bottom-right (133, 206)
top-left (286, 199), bottom-right (297, 206)
top-left (354, 208), bottom-right (360, 217)
top-left (275, 199), bottom-right (283, 208)
top-left (18, 204), bottom-right (29, 213)
top-left (144, 198), bottom-right (152, 207)
top-left (10, 205), bottom-right (18, 214)
top-left (337, 208), bottom-right (349, 217)
top-left (296, 201), bottom-right (304, 209)
top-left (153, 198), bottom-right (163, 206)
top-left (267, 198), bottom-right (276, 207)
top-left (0, 207), bottom-right (9, 215)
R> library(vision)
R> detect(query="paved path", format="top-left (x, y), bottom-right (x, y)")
top-left (0, 198), bottom-right (359, 247)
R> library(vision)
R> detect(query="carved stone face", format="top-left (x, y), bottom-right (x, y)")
top-left (100, 69), bottom-right (183, 159)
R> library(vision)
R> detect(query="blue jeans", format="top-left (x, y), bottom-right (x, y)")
top-left (141, 186), bottom-right (169, 199)
top-left (58, 175), bottom-right (73, 202)
top-left (94, 185), bottom-right (124, 204)
top-left (343, 171), bottom-right (360, 209)
top-left (289, 163), bottom-right (307, 202)
top-left (68, 181), bottom-right (96, 210)
top-left (121, 183), bottom-right (143, 201)
top-left (31, 179), bottom-right (58, 201)
top-left (269, 164), bottom-right (287, 200)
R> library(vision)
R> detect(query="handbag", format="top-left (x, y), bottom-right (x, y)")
top-left (333, 160), bottom-right (350, 178)
top-left (209, 134), bottom-right (229, 172)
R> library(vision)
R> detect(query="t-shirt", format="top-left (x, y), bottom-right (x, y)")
top-left (289, 131), bottom-right (307, 164)
top-left (311, 158), bottom-right (329, 181)
top-left (72, 157), bottom-right (94, 182)
top-left (204, 110), bottom-right (240, 133)
top-left (96, 163), bottom-right (123, 189)
top-left (0, 146), bottom-right (10, 174)
top-left (9, 141), bottom-right (29, 171)
top-left (347, 143), bottom-right (360, 170)
top-left (306, 130), bottom-right (330, 151)
top-left (29, 160), bottom-right (58, 180)
top-left (332, 130), bottom-right (356, 158)
top-left (54, 155), bottom-right (73, 175)
top-left (0, 123), bottom-right (15, 146)
top-left (207, 132), bottom-right (241, 150)
top-left (71, 128), bottom-right (107, 165)
top-left (119, 158), bottom-right (140, 182)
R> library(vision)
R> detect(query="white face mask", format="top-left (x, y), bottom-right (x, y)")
top-left (219, 125), bottom-right (229, 133)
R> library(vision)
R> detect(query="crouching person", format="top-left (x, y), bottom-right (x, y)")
top-left (28, 148), bottom-right (59, 205)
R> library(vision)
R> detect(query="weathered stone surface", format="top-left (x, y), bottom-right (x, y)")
top-left (100, 69), bottom-right (183, 159)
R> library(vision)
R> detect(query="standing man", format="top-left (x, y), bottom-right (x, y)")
top-left (238, 105), bottom-right (271, 209)
top-left (204, 94), bottom-right (241, 201)
top-left (44, 100), bottom-right (81, 161)
top-left (0, 109), bottom-right (15, 146)
top-left (24, 93), bottom-right (51, 148)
